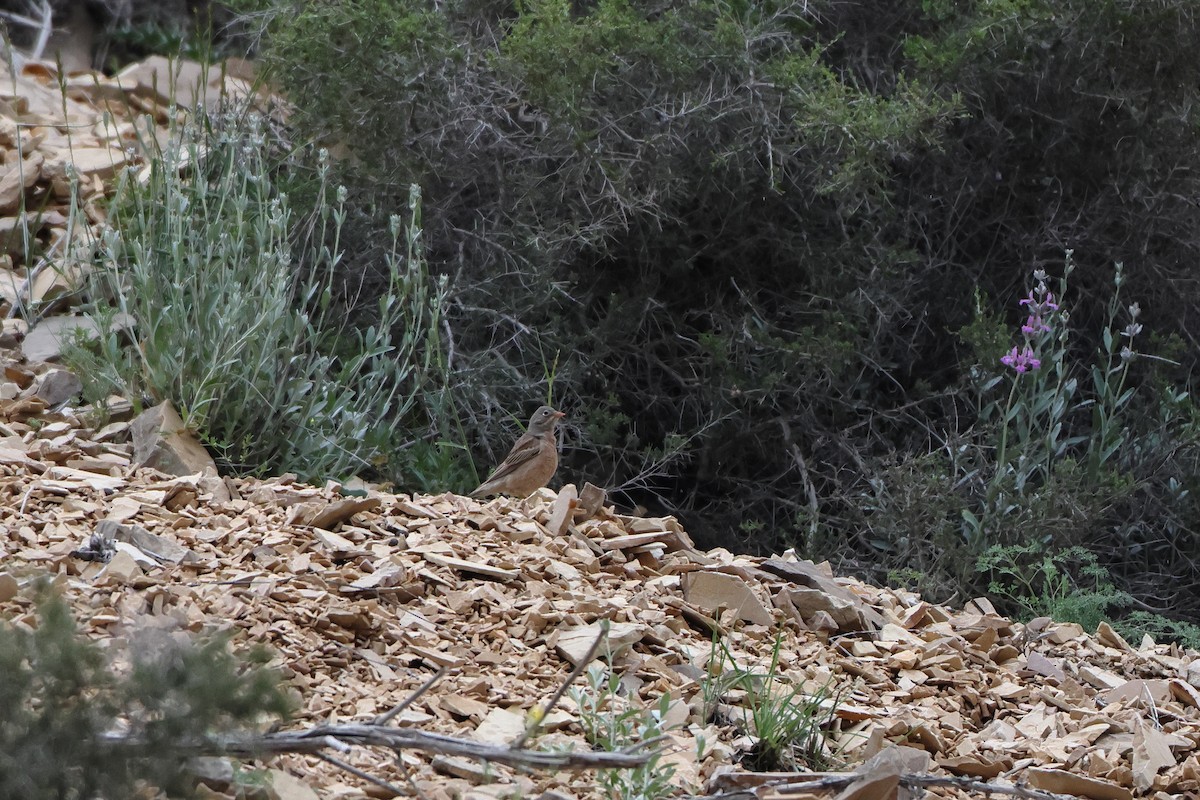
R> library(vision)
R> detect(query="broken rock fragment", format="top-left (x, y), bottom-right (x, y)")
top-left (33, 367), bottom-right (82, 407)
top-left (0, 152), bottom-right (43, 214)
top-left (21, 313), bottom-right (133, 363)
top-left (71, 531), bottom-right (115, 562)
top-left (683, 570), bottom-right (773, 626)
top-left (130, 400), bottom-right (218, 477)
top-left (96, 519), bottom-right (199, 565)
top-left (761, 558), bottom-right (884, 632)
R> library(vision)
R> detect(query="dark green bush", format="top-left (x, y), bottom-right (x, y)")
top-left (897, 0), bottom-right (1200, 339)
top-left (236, 0), bottom-right (950, 506)
top-left (238, 0), bottom-right (1200, 625)
top-left (0, 590), bottom-right (289, 799)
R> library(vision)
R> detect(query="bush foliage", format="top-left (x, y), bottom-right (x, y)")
top-left (239, 0), bottom-right (952, 508)
top-left (219, 0), bottom-right (1200, 630)
top-left (65, 108), bottom-right (450, 483)
top-left (0, 590), bottom-right (289, 799)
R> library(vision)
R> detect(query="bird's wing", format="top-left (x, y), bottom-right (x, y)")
top-left (474, 433), bottom-right (542, 489)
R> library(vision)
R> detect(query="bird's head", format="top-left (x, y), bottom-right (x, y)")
top-left (527, 405), bottom-right (565, 435)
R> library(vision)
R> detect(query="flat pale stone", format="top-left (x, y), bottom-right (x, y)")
top-left (130, 400), bottom-right (217, 477)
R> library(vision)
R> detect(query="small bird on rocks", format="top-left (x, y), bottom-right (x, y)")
top-left (470, 405), bottom-right (565, 498)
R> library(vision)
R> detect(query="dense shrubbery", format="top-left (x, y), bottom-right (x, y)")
top-left (217, 0), bottom-right (1200, 630)
top-left (0, 590), bottom-right (289, 799)
top-left (856, 259), bottom-right (1200, 620)
top-left (834, 0), bottom-right (1200, 621)
top-left (237, 0), bottom-right (952, 510)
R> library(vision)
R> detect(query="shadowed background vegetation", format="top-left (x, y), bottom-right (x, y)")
top-left (35, 0), bottom-right (1200, 639)
top-left (221, 0), bottom-right (1200, 633)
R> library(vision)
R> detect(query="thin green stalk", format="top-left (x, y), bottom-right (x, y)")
top-left (989, 377), bottom-right (1021, 505)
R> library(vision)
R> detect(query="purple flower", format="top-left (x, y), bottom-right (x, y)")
top-left (1021, 314), bottom-right (1051, 335)
top-left (1005, 273), bottom-right (1061, 372)
top-left (1001, 270), bottom-right (1062, 374)
top-left (1018, 285), bottom-right (1060, 316)
top-left (1001, 345), bottom-right (1041, 373)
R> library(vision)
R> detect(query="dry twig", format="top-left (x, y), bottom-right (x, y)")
top-left (512, 623), bottom-right (607, 749)
top-left (220, 723), bottom-right (651, 771)
top-left (172, 654), bottom-right (651, 790)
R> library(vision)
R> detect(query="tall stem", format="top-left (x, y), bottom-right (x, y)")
top-left (995, 377), bottom-right (1020, 477)
top-left (986, 376), bottom-right (1022, 514)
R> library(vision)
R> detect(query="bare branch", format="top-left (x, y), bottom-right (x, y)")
top-left (372, 666), bottom-right (449, 726)
top-left (218, 723), bottom-right (652, 771)
top-left (512, 624), bottom-right (606, 750)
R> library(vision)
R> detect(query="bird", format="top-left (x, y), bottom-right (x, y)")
top-left (470, 405), bottom-right (566, 498)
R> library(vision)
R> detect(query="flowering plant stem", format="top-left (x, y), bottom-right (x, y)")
top-left (993, 378), bottom-right (1020, 493)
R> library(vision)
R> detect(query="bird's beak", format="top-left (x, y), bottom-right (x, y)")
top-left (554, 411), bottom-right (566, 419)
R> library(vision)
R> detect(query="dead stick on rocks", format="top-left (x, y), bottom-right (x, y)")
top-left (221, 724), bottom-right (651, 771)
top-left (95, 643), bottom-right (652, 792)
top-left (373, 666), bottom-right (449, 726)
top-left (196, 642), bottom-right (651, 792)
top-left (512, 622), bottom-right (608, 750)
top-left (314, 752), bottom-right (405, 797)
top-left (904, 774), bottom-right (1078, 799)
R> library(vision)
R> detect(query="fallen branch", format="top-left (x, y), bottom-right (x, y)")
top-left (215, 722), bottom-right (651, 771)
top-left (512, 621), bottom-right (607, 749)
top-left (904, 774), bottom-right (1078, 800)
top-left (103, 632), bottom-right (649, 791)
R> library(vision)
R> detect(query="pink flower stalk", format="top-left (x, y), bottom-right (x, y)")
top-left (1021, 314), bottom-right (1051, 335)
top-left (1001, 345), bottom-right (1041, 373)
top-left (1019, 292), bottom-right (1059, 314)
top-left (1002, 271), bottom-right (1059, 374)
